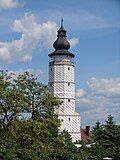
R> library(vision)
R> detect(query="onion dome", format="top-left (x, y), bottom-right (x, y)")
top-left (49, 18), bottom-right (75, 58)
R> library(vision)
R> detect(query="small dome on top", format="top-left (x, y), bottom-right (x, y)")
top-left (48, 18), bottom-right (75, 58)
top-left (53, 37), bottom-right (70, 50)
top-left (53, 18), bottom-right (70, 50)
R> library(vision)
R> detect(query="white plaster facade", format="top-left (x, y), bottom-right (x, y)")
top-left (49, 54), bottom-right (81, 142)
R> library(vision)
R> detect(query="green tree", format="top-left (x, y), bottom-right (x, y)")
top-left (106, 146), bottom-right (120, 160)
top-left (13, 71), bottom-right (61, 139)
top-left (92, 120), bottom-right (104, 144)
top-left (0, 70), bottom-right (27, 131)
top-left (0, 70), bottom-right (62, 159)
top-left (91, 115), bottom-right (120, 160)
top-left (3, 70), bottom-right (120, 160)
top-left (92, 115), bottom-right (120, 148)
top-left (14, 71), bottom-right (61, 120)
top-left (60, 130), bottom-right (72, 143)
top-left (89, 143), bottom-right (106, 160)
top-left (50, 131), bottom-right (82, 160)
top-left (103, 115), bottom-right (120, 148)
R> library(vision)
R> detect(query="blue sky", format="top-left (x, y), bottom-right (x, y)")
top-left (0, 0), bottom-right (120, 127)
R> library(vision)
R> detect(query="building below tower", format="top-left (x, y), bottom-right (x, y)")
top-left (48, 19), bottom-right (81, 142)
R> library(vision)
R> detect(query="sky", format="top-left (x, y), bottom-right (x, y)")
top-left (0, 0), bottom-right (120, 127)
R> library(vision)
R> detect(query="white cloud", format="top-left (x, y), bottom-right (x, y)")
top-left (9, 68), bottom-right (44, 77)
top-left (76, 77), bottom-right (120, 127)
top-left (88, 77), bottom-right (120, 96)
top-left (76, 89), bottom-right (86, 98)
top-left (0, 0), bottom-right (22, 9)
top-left (8, 68), bottom-right (46, 84)
top-left (0, 13), bottom-right (58, 63)
top-left (0, 13), bottom-right (79, 64)
top-left (69, 38), bottom-right (79, 49)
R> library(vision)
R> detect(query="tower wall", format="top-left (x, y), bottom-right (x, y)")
top-left (49, 59), bottom-right (75, 113)
top-left (49, 55), bottom-right (81, 142)
top-left (59, 115), bottom-right (81, 141)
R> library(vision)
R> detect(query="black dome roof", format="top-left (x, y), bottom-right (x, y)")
top-left (48, 18), bottom-right (75, 58)
top-left (53, 26), bottom-right (70, 50)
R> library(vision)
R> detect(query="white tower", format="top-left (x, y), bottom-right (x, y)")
top-left (48, 19), bottom-right (81, 142)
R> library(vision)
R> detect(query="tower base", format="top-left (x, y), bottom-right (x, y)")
top-left (58, 112), bottom-right (81, 142)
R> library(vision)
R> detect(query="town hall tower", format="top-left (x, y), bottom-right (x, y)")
top-left (48, 19), bottom-right (81, 142)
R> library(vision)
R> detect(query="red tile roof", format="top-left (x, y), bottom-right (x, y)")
top-left (81, 127), bottom-right (94, 144)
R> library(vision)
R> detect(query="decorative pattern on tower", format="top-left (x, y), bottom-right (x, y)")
top-left (48, 18), bottom-right (81, 142)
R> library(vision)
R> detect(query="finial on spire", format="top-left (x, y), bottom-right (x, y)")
top-left (61, 17), bottom-right (63, 27)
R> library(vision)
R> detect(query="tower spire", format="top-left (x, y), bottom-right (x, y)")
top-left (48, 18), bottom-right (75, 58)
top-left (61, 17), bottom-right (63, 27)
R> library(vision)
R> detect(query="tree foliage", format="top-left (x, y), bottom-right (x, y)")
top-left (0, 70), bottom-right (81, 160)
top-left (0, 70), bottom-right (28, 131)
top-left (0, 70), bottom-right (120, 160)
top-left (91, 115), bottom-right (120, 160)
top-left (92, 115), bottom-right (120, 148)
